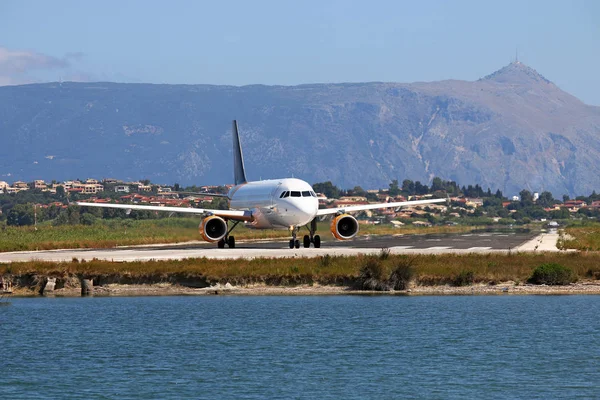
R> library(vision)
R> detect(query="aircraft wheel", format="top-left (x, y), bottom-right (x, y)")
top-left (289, 239), bottom-right (295, 249)
top-left (228, 236), bottom-right (236, 248)
top-left (314, 235), bottom-right (321, 248)
top-left (303, 235), bottom-right (310, 248)
top-left (217, 239), bottom-right (226, 249)
top-left (295, 239), bottom-right (300, 249)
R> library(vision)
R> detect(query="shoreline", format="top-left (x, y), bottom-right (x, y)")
top-left (8, 281), bottom-right (600, 297)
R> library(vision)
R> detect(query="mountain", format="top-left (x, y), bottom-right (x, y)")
top-left (1, 61), bottom-right (599, 196)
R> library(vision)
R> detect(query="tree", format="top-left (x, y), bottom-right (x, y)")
top-left (414, 181), bottom-right (429, 195)
top-left (7, 204), bottom-right (35, 226)
top-left (81, 213), bottom-right (96, 225)
top-left (550, 208), bottom-right (570, 220)
top-left (350, 186), bottom-right (367, 197)
top-left (519, 190), bottom-right (534, 207)
top-left (366, 192), bottom-right (378, 202)
top-left (511, 210), bottom-right (526, 221)
top-left (497, 208), bottom-right (509, 218)
top-left (431, 177), bottom-right (443, 192)
top-left (402, 179), bottom-right (415, 194)
top-left (313, 181), bottom-right (340, 199)
top-left (537, 191), bottom-right (554, 208)
top-left (483, 197), bottom-right (502, 208)
top-left (210, 197), bottom-right (228, 210)
top-left (389, 180), bottom-right (400, 196)
top-left (46, 204), bottom-right (62, 220)
top-left (66, 206), bottom-right (81, 225)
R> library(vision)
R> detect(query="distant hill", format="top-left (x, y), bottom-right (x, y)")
top-left (1, 61), bottom-right (599, 196)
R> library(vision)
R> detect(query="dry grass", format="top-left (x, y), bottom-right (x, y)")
top-left (3, 252), bottom-right (598, 291)
top-left (560, 225), bottom-right (600, 251)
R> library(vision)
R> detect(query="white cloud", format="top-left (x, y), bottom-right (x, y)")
top-left (0, 46), bottom-right (90, 86)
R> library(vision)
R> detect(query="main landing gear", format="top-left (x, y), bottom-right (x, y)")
top-left (290, 218), bottom-right (321, 249)
top-left (305, 217), bottom-right (321, 248)
top-left (217, 220), bottom-right (240, 249)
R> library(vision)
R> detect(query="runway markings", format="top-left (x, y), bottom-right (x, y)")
top-left (0, 232), bottom-right (541, 262)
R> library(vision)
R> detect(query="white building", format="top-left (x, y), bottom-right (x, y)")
top-left (115, 185), bottom-right (130, 193)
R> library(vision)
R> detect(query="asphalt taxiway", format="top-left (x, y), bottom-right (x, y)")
top-left (0, 230), bottom-right (565, 263)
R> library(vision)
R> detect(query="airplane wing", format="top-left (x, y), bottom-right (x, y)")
top-left (76, 202), bottom-right (252, 221)
top-left (175, 191), bottom-right (229, 198)
top-left (316, 198), bottom-right (447, 216)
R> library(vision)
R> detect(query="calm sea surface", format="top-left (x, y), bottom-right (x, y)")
top-left (1, 295), bottom-right (599, 399)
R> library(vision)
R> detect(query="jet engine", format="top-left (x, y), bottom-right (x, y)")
top-left (199, 216), bottom-right (228, 242)
top-left (330, 214), bottom-right (359, 240)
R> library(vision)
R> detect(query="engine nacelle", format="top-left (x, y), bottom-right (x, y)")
top-left (199, 216), bottom-right (228, 242)
top-left (330, 214), bottom-right (359, 240)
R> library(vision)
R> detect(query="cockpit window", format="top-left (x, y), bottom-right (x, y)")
top-left (310, 191), bottom-right (317, 197)
top-left (302, 191), bottom-right (311, 197)
top-left (280, 191), bottom-right (289, 198)
top-left (290, 191), bottom-right (301, 197)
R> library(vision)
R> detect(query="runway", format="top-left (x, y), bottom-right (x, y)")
top-left (0, 230), bottom-right (563, 263)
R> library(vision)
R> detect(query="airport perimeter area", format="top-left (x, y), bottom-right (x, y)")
top-left (0, 231), bottom-right (563, 263)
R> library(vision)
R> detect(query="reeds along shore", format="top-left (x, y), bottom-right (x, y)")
top-left (2, 251), bottom-right (599, 295)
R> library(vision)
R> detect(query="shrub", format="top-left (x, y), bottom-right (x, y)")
top-left (389, 257), bottom-right (415, 290)
top-left (453, 270), bottom-right (474, 287)
top-left (320, 254), bottom-right (332, 268)
top-left (81, 214), bottom-right (96, 226)
top-left (586, 269), bottom-right (600, 280)
top-left (528, 263), bottom-right (577, 285)
top-left (379, 247), bottom-right (391, 260)
top-left (357, 258), bottom-right (389, 291)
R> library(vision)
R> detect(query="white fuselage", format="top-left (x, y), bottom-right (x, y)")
top-left (228, 178), bottom-right (319, 229)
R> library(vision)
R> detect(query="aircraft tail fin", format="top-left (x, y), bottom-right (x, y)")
top-left (232, 120), bottom-right (247, 185)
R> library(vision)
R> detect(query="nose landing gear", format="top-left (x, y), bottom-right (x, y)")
top-left (289, 226), bottom-right (300, 249)
top-left (289, 219), bottom-right (321, 249)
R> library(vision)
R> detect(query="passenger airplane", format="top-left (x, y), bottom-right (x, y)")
top-left (78, 121), bottom-right (446, 249)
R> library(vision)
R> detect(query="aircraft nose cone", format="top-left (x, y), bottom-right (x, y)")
top-left (296, 200), bottom-right (318, 224)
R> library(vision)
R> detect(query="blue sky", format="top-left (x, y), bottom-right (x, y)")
top-left (1, 0), bottom-right (598, 104)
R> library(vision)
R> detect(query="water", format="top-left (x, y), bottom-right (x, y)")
top-left (2, 295), bottom-right (599, 399)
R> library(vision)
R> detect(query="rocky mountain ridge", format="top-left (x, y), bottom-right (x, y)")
top-left (1, 61), bottom-right (599, 196)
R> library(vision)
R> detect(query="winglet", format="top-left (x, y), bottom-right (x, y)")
top-left (232, 120), bottom-right (247, 185)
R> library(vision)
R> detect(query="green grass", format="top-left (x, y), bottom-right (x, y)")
top-left (0, 218), bottom-right (481, 252)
